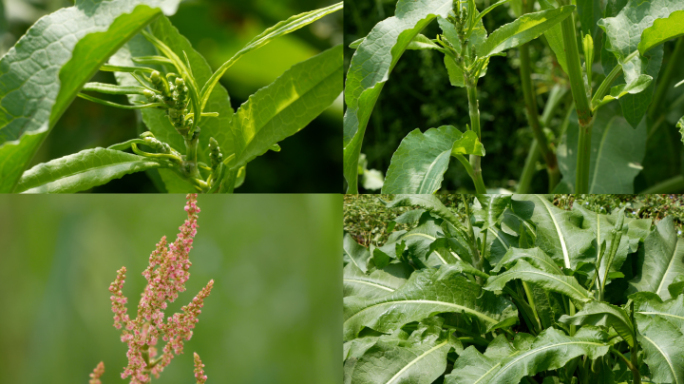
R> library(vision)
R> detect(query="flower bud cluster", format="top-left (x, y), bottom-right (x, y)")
top-left (208, 137), bottom-right (223, 170)
top-left (194, 352), bottom-right (208, 384)
top-left (108, 194), bottom-right (212, 383)
top-left (146, 71), bottom-right (192, 137)
top-left (89, 361), bottom-right (105, 384)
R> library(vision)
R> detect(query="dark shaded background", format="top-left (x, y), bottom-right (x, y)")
top-left (0, 0), bottom-right (342, 193)
top-left (344, 0), bottom-right (684, 193)
top-left (0, 194), bottom-right (342, 383)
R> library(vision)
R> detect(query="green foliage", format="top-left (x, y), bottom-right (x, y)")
top-left (344, 193), bottom-right (684, 384)
top-left (0, 0), bottom-right (342, 193)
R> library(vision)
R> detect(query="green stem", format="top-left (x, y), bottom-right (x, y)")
top-left (522, 281), bottom-right (543, 332)
top-left (629, 301), bottom-right (642, 384)
top-left (569, 300), bottom-right (576, 336)
top-left (519, 1), bottom-right (560, 191)
top-left (649, 37), bottom-right (684, 120)
top-left (559, 6), bottom-right (593, 193)
top-left (640, 175), bottom-right (684, 193)
top-left (222, 169), bottom-right (237, 194)
top-left (517, 139), bottom-right (540, 193)
top-left (465, 79), bottom-right (487, 194)
top-left (183, 135), bottom-right (201, 180)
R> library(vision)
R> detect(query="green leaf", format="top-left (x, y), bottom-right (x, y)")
top-left (386, 194), bottom-right (465, 232)
top-left (445, 327), bottom-right (610, 384)
top-left (476, 6), bottom-right (575, 57)
top-left (556, 104), bottom-right (646, 193)
top-left (538, 0), bottom-right (569, 75)
top-left (492, 247), bottom-right (563, 275)
top-left (511, 195), bottom-right (596, 269)
top-left (485, 260), bottom-right (592, 303)
top-left (474, 194), bottom-right (512, 230)
top-left (592, 74), bottom-right (653, 109)
top-left (577, 0), bottom-right (602, 37)
top-left (558, 301), bottom-right (635, 347)
top-left (15, 148), bottom-right (161, 193)
top-left (230, 45), bottom-right (341, 169)
top-left (598, 0), bottom-right (684, 127)
top-left (344, 0), bottom-right (455, 193)
top-left (438, 17), bottom-right (488, 88)
top-left (343, 267), bottom-right (518, 341)
top-left (382, 126), bottom-right (484, 194)
top-left (0, 0), bottom-right (180, 192)
top-left (110, 16), bottom-right (234, 192)
top-left (343, 263), bottom-right (406, 300)
top-left (200, 2), bottom-right (342, 111)
top-left (628, 216), bottom-right (684, 300)
top-left (407, 34), bottom-right (444, 51)
top-left (349, 320), bottom-right (461, 384)
top-left (639, 9), bottom-right (684, 54)
top-left (344, 233), bottom-right (371, 273)
top-left (632, 292), bottom-right (684, 384)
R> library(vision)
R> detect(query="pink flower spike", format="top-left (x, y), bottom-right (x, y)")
top-left (194, 352), bottom-right (207, 384)
top-left (89, 361), bottom-right (105, 384)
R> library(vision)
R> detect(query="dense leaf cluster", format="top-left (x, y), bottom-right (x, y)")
top-left (344, 194), bottom-right (684, 384)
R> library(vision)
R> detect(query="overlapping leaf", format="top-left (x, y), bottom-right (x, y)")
top-left (558, 301), bottom-right (635, 347)
top-left (628, 216), bottom-right (684, 300)
top-left (343, 0), bottom-right (454, 193)
top-left (343, 263), bottom-right (406, 300)
top-left (382, 126), bottom-right (484, 194)
top-left (0, 0), bottom-right (180, 192)
top-left (343, 267), bottom-right (518, 341)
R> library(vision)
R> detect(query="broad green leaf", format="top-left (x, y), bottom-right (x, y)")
top-left (343, 267), bottom-right (518, 341)
top-left (638, 10), bottom-right (684, 54)
top-left (386, 195), bottom-right (465, 233)
top-left (344, 233), bottom-right (371, 273)
top-left (511, 195), bottom-right (595, 269)
top-left (0, 0), bottom-right (180, 192)
top-left (200, 2), bottom-right (342, 111)
top-left (438, 260), bottom-right (490, 279)
top-left (343, 263), bottom-right (406, 300)
top-left (598, 0), bottom-right (684, 127)
top-left (15, 148), bottom-right (161, 193)
top-left (350, 321), bottom-right (461, 384)
top-left (628, 216), bottom-right (684, 300)
top-left (632, 292), bottom-right (684, 384)
top-left (407, 34), bottom-right (444, 51)
top-left (231, 45), bottom-right (342, 169)
top-left (492, 247), bottom-right (563, 275)
top-left (573, 205), bottom-right (631, 281)
top-left (445, 327), bottom-right (610, 384)
top-left (482, 225), bottom-right (520, 266)
top-left (110, 16), bottom-right (234, 192)
top-left (476, 6), bottom-right (575, 57)
top-left (474, 194), bottom-right (512, 230)
top-left (558, 301), bottom-right (635, 347)
top-left (538, 0), bottom-right (568, 75)
top-left (633, 291), bottom-right (684, 332)
top-left (577, 0), bottom-right (603, 37)
top-left (485, 260), bottom-right (592, 303)
top-left (344, 0), bottom-right (455, 193)
top-left (556, 104), bottom-right (646, 193)
top-left (382, 126), bottom-right (484, 194)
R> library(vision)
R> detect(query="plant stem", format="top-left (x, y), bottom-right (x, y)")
top-left (640, 175), bottom-right (684, 193)
top-left (629, 301), bottom-right (642, 384)
top-left (517, 139), bottom-right (540, 193)
top-left (184, 134), bottom-right (202, 180)
top-left (559, 6), bottom-right (593, 193)
top-left (648, 37), bottom-right (684, 121)
top-left (465, 79), bottom-right (487, 194)
top-left (519, 0), bottom-right (559, 192)
top-left (522, 281), bottom-right (543, 332)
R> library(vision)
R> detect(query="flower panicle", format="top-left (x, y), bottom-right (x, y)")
top-left (194, 352), bottom-right (207, 384)
top-left (89, 361), bottom-right (105, 384)
top-left (105, 194), bottom-right (211, 383)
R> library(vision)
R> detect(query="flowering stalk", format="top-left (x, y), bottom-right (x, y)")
top-left (89, 361), bottom-right (105, 384)
top-left (93, 194), bottom-right (213, 383)
top-left (194, 352), bottom-right (208, 384)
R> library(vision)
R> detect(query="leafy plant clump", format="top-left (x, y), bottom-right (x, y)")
top-left (344, 194), bottom-right (684, 384)
top-left (90, 194), bottom-right (212, 384)
top-left (343, 0), bottom-right (684, 194)
top-left (0, 0), bottom-right (342, 193)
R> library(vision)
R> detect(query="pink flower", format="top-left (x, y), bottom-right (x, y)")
top-left (194, 352), bottom-right (208, 384)
top-left (89, 361), bottom-right (105, 384)
top-left (106, 194), bottom-right (212, 383)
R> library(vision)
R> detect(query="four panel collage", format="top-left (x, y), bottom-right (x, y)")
top-left (0, 0), bottom-right (683, 383)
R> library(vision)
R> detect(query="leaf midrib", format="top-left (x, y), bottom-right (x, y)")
top-left (344, 278), bottom-right (396, 292)
top-left (347, 299), bottom-right (498, 325)
top-left (385, 340), bottom-right (449, 384)
top-left (656, 237), bottom-right (681, 296)
top-left (417, 149), bottom-right (450, 193)
top-left (535, 196), bottom-right (571, 268)
top-left (498, 269), bottom-right (588, 299)
top-left (641, 334), bottom-right (679, 384)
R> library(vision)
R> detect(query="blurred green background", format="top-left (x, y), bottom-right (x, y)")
top-left (0, 194), bottom-right (342, 383)
top-left (344, 0), bottom-right (684, 193)
top-left (0, 0), bottom-right (342, 193)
